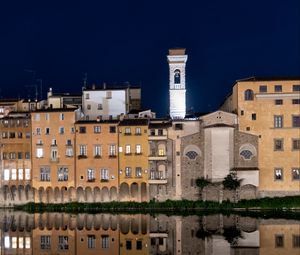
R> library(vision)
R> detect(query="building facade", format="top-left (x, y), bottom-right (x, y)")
top-left (220, 77), bottom-right (300, 197)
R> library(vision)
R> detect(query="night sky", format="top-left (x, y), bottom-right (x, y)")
top-left (0, 1), bottom-right (299, 116)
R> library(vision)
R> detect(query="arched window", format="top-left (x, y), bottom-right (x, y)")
top-left (240, 150), bottom-right (253, 160)
top-left (239, 143), bottom-right (257, 160)
top-left (185, 151), bottom-right (199, 160)
top-left (174, 69), bottom-right (181, 84)
top-left (244, 89), bottom-right (254, 101)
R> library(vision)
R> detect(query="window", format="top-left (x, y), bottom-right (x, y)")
top-left (292, 99), bottom-right (300, 104)
top-left (136, 240), bottom-right (142, 250)
top-left (135, 167), bottom-right (142, 178)
top-left (241, 110), bottom-right (244, 116)
top-left (25, 152), bottom-right (30, 159)
top-left (94, 145), bottom-right (102, 157)
top-left (292, 115), bottom-right (300, 127)
top-left (19, 237), bottom-right (24, 249)
top-left (87, 235), bottom-right (95, 249)
top-left (150, 129), bottom-right (155, 136)
top-left (17, 132), bottom-right (22, 138)
top-left (125, 145), bottom-right (131, 155)
top-left (135, 144), bottom-right (141, 154)
top-left (259, 85), bottom-right (267, 93)
top-left (9, 152), bottom-right (16, 159)
top-left (275, 99), bottom-right (283, 105)
top-left (274, 139), bottom-right (283, 151)
top-left (158, 129), bottom-right (163, 136)
top-left (109, 126), bottom-right (116, 133)
top-left (274, 168), bottom-right (283, 181)
top-left (125, 167), bottom-right (131, 177)
top-left (101, 235), bottom-right (109, 249)
top-left (101, 169), bottom-right (109, 180)
top-left (292, 168), bottom-right (300, 180)
top-left (109, 144), bottom-right (116, 156)
top-left (158, 147), bottom-right (165, 156)
top-left (251, 113), bottom-right (256, 120)
top-left (87, 104), bottom-right (91, 110)
top-left (25, 237), bottom-right (30, 249)
top-left (244, 89), bottom-right (254, 100)
top-left (79, 145), bottom-right (87, 156)
top-left (293, 235), bottom-right (300, 248)
top-left (59, 127), bottom-right (64, 134)
top-left (66, 147), bottom-right (73, 157)
top-left (18, 169), bottom-right (23, 180)
top-left (292, 139), bottom-right (300, 150)
top-left (94, 126), bottom-right (101, 133)
top-left (135, 127), bottom-right (141, 135)
top-left (66, 139), bottom-right (72, 146)
top-left (79, 126), bottom-right (86, 133)
top-left (85, 93), bottom-right (90, 99)
top-left (125, 127), bottom-right (131, 135)
top-left (59, 113), bottom-right (64, 120)
top-left (40, 235), bottom-right (51, 250)
top-left (35, 114), bottom-right (40, 121)
top-left (36, 128), bottom-right (41, 135)
top-left (274, 85), bottom-right (282, 92)
top-left (87, 169), bottom-right (95, 181)
top-left (175, 123), bottom-right (183, 130)
top-left (4, 169), bottom-right (9, 180)
top-left (2, 132), bottom-right (8, 139)
top-left (106, 91), bottom-right (112, 99)
top-left (45, 113), bottom-right (49, 120)
top-left (174, 69), bottom-right (181, 85)
top-left (45, 127), bottom-right (50, 135)
top-left (126, 240), bottom-right (132, 250)
top-left (25, 168), bottom-right (30, 180)
top-left (97, 104), bottom-right (103, 110)
top-left (293, 85), bottom-right (300, 91)
top-left (274, 115), bottom-right (283, 128)
top-left (51, 149), bottom-right (58, 161)
top-left (58, 236), bottom-right (68, 250)
top-left (58, 167), bottom-right (68, 181)
top-left (11, 169), bottom-right (16, 180)
top-left (40, 167), bottom-right (50, 181)
top-left (275, 235), bottom-right (284, 247)
top-left (71, 127), bottom-right (75, 133)
top-left (18, 152), bottom-right (22, 159)
top-left (12, 237), bottom-right (17, 248)
top-left (186, 151), bottom-right (199, 160)
top-left (36, 148), bottom-right (44, 158)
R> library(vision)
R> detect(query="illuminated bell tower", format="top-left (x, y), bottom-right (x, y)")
top-left (168, 48), bottom-right (188, 119)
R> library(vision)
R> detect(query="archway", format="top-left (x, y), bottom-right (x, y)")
top-left (76, 187), bottom-right (85, 202)
top-left (101, 187), bottom-right (109, 202)
top-left (110, 186), bottom-right (118, 201)
top-left (94, 187), bottom-right (101, 202)
top-left (85, 187), bottom-right (93, 202)
top-left (141, 182), bottom-right (148, 202)
top-left (46, 187), bottom-right (54, 203)
top-left (130, 183), bottom-right (139, 201)
top-left (119, 183), bottom-right (129, 201)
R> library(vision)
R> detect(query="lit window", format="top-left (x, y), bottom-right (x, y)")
top-left (25, 237), bottom-right (31, 248)
top-left (19, 237), bottom-right (24, 249)
top-left (12, 237), bottom-right (17, 248)
top-left (57, 167), bottom-right (68, 181)
top-left (125, 145), bottom-right (131, 154)
top-left (94, 145), bottom-right (102, 157)
top-left (292, 168), bottom-right (300, 180)
top-left (125, 127), bottom-right (131, 135)
top-left (87, 169), bottom-right (95, 181)
top-left (274, 115), bottom-right (283, 128)
top-left (136, 144), bottom-right (141, 154)
top-left (25, 169), bottom-right (31, 180)
top-left (101, 168), bottom-right (109, 180)
top-left (36, 148), bottom-right (44, 158)
top-left (274, 168), bottom-right (283, 181)
top-left (18, 168), bottom-right (23, 180)
top-left (125, 167), bottom-right (131, 177)
top-left (135, 167), bottom-right (142, 177)
top-left (4, 236), bottom-right (10, 248)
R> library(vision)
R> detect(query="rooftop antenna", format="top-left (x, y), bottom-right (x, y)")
top-left (24, 69), bottom-right (38, 100)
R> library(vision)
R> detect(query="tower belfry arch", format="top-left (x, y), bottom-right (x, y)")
top-left (167, 48), bottom-right (188, 119)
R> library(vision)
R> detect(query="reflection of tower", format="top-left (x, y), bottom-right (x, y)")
top-left (168, 48), bottom-right (188, 119)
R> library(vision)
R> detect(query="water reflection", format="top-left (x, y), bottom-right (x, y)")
top-left (0, 211), bottom-right (299, 254)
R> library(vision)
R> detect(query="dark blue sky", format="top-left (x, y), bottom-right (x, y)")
top-left (0, 1), bottom-right (299, 116)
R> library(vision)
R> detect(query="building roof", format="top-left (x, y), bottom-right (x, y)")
top-left (149, 121), bottom-right (172, 129)
top-left (75, 119), bottom-right (119, 124)
top-left (83, 84), bottom-right (140, 91)
top-left (236, 76), bottom-right (300, 82)
top-left (119, 118), bottom-right (149, 126)
top-left (34, 108), bottom-right (78, 113)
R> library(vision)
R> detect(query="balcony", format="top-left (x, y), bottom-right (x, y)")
top-left (148, 178), bottom-right (167, 184)
top-left (148, 135), bottom-right (167, 141)
top-left (50, 157), bottom-right (60, 163)
top-left (148, 154), bottom-right (167, 161)
top-left (149, 172), bottom-right (167, 184)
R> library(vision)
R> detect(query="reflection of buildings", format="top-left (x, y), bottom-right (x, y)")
top-left (0, 212), bottom-right (299, 255)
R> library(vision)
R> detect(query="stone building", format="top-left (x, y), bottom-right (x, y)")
top-left (220, 77), bottom-right (300, 197)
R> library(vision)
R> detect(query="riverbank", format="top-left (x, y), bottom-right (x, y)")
top-left (14, 196), bottom-right (300, 214)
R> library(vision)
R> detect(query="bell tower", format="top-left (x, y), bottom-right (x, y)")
top-left (167, 48), bottom-right (188, 119)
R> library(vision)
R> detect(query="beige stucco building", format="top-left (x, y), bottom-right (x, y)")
top-left (220, 77), bottom-right (300, 196)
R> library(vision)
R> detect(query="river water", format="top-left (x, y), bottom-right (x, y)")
top-left (0, 210), bottom-right (299, 254)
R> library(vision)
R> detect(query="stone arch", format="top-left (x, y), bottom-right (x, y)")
top-left (239, 143), bottom-right (257, 160)
top-left (86, 214), bottom-right (93, 230)
top-left (141, 182), bottom-right (147, 202)
top-left (10, 185), bottom-right (17, 201)
top-left (68, 187), bottom-right (76, 202)
top-left (119, 183), bottom-right (130, 201)
top-left (239, 184), bottom-right (257, 200)
top-left (111, 215), bottom-right (118, 231)
top-left (174, 69), bottom-right (181, 84)
top-left (110, 186), bottom-right (118, 201)
top-left (54, 187), bottom-right (61, 203)
top-left (18, 185), bottom-right (26, 202)
top-left (46, 187), bottom-right (54, 203)
top-left (94, 187), bottom-right (101, 202)
top-left (141, 215), bottom-right (147, 234)
top-left (183, 144), bottom-right (201, 160)
top-left (131, 218), bottom-right (139, 234)
top-left (25, 185), bottom-right (33, 201)
top-left (130, 183), bottom-right (139, 201)
top-left (54, 213), bottom-right (61, 230)
top-left (85, 187), bottom-right (93, 202)
top-left (101, 187), bottom-right (109, 202)
top-left (76, 214), bottom-right (85, 230)
top-left (38, 187), bottom-right (46, 203)
top-left (102, 214), bottom-right (110, 230)
top-left (61, 187), bottom-right (68, 203)
top-left (3, 185), bottom-right (9, 201)
top-left (120, 217), bottom-right (130, 234)
top-left (77, 187), bottom-right (85, 202)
